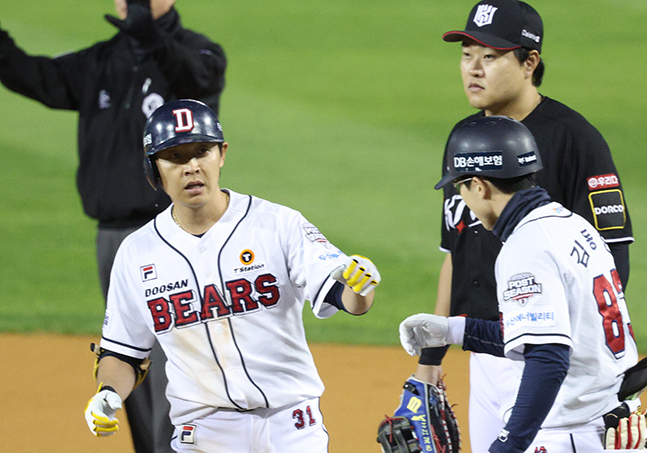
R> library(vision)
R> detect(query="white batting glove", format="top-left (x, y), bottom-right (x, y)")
top-left (84, 386), bottom-right (122, 437)
top-left (399, 314), bottom-right (449, 356)
top-left (604, 407), bottom-right (647, 450)
top-left (331, 255), bottom-right (381, 297)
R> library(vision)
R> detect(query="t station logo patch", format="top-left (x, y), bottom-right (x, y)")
top-left (234, 249), bottom-right (266, 275)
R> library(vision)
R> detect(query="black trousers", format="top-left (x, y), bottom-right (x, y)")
top-left (97, 226), bottom-right (175, 453)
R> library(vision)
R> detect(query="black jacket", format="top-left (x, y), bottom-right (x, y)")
top-left (0, 9), bottom-right (226, 227)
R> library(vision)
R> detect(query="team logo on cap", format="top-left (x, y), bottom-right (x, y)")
top-left (172, 108), bottom-right (195, 132)
top-left (473, 4), bottom-right (498, 27)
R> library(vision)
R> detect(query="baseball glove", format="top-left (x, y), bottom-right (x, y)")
top-left (377, 375), bottom-right (460, 453)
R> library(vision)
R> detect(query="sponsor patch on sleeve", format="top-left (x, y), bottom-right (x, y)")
top-left (502, 273), bottom-right (542, 306)
top-left (504, 306), bottom-right (557, 332)
top-left (140, 264), bottom-right (157, 282)
top-left (103, 310), bottom-right (111, 329)
top-left (303, 222), bottom-right (330, 245)
top-left (179, 424), bottom-right (197, 445)
top-left (587, 174), bottom-right (620, 190)
top-left (588, 189), bottom-right (626, 230)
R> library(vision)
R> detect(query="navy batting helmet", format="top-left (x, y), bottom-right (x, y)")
top-left (435, 116), bottom-right (542, 190)
top-left (142, 99), bottom-right (225, 188)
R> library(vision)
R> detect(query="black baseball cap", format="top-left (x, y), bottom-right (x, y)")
top-left (443, 0), bottom-right (543, 53)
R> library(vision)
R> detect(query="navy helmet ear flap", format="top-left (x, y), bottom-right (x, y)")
top-left (143, 155), bottom-right (160, 190)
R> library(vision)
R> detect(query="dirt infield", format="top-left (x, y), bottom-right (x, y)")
top-left (0, 334), bottom-right (470, 452)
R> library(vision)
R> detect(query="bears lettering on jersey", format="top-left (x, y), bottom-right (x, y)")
top-left (147, 273), bottom-right (281, 333)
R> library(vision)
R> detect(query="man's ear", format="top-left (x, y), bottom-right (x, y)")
top-left (472, 177), bottom-right (492, 200)
top-left (524, 50), bottom-right (541, 75)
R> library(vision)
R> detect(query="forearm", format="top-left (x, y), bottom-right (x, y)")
top-left (417, 253), bottom-right (453, 379)
top-left (608, 241), bottom-right (630, 289)
top-left (433, 253), bottom-right (452, 316)
top-left (96, 356), bottom-right (137, 401)
top-left (341, 285), bottom-right (374, 315)
top-left (462, 318), bottom-right (505, 357)
top-left (489, 344), bottom-right (569, 453)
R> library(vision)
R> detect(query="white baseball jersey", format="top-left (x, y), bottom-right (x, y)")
top-left (101, 189), bottom-right (349, 425)
top-left (496, 202), bottom-right (638, 428)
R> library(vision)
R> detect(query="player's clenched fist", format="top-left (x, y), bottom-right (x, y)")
top-left (332, 255), bottom-right (381, 296)
top-left (399, 314), bottom-right (449, 356)
top-left (84, 386), bottom-right (122, 437)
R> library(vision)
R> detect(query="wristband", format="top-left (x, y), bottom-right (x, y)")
top-left (100, 385), bottom-right (117, 394)
top-left (418, 345), bottom-right (450, 366)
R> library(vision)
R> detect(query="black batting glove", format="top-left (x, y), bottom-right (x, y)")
top-left (104, 3), bottom-right (163, 50)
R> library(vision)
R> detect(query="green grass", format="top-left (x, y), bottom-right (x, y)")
top-left (1, 0), bottom-right (647, 350)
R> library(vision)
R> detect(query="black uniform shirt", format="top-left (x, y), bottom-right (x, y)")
top-left (440, 96), bottom-right (633, 320)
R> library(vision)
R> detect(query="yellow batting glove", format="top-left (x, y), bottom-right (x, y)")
top-left (84, 384), bottom-right (122, 437)
top-left (333, 255), bottom-right (381, 296)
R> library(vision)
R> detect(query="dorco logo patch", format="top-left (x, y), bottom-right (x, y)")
top-left (587, 174), bottom-right (619, 190)
top-left (503, 273), bottom-right (542, 306)
top-left (589, 189), bottom-right (626, 230)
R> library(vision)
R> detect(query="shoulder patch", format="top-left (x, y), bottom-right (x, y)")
top-left (588, 189), bottom-right (626, 230)
top-left (303, 222), bottom-right (329, 245)
top-left (502, 273), bottom-right (542, 306)
top-left (587, 174), bottom-right (619, 191)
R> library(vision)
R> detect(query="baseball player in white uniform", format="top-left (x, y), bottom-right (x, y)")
top-left (83, 99), bottom-right (381, 452)
top-left (399, 116), bottom-right (642, 452)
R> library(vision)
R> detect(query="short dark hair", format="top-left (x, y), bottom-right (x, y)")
top-left (513, 47), bottom-right (545, 87)
top-left (464, 173), bottom-right (537, 194)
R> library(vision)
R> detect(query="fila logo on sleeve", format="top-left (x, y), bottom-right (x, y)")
top-left (179, 424), bottom-right (197, 445)
top-left (140, 264), bottom-right (157, 282)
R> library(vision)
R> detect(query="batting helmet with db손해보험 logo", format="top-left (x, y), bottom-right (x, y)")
top-left (142, 99), bottom-right (225, 188)
top-left (434, 115), bottom-right (543, 190)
